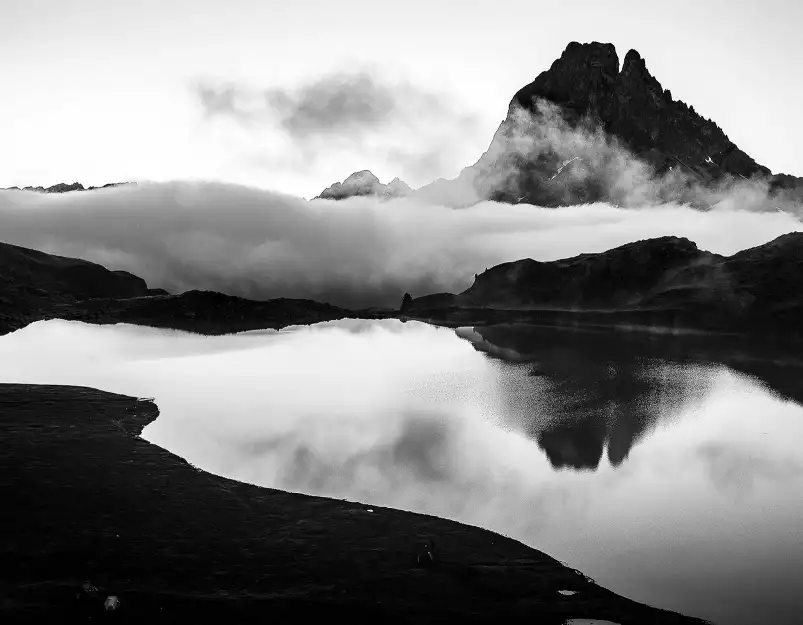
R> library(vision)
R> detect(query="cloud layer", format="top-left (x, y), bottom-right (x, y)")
top-left (0, 181), bottom-right (800, 308)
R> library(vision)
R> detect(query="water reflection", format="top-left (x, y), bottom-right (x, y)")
top-left (459, 324), bottom-right (803, 472)
top-left (1, 319), bottom-right (802, 625)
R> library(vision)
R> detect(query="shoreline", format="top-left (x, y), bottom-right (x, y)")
top-left (1, 383), bottom-right (708, 623)
top-left (5, 294), bottom-right (801, 347)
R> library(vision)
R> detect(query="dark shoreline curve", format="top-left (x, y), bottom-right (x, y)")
top-left (1, 383), bottom-right (707, 624)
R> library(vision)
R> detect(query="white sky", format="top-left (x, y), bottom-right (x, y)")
top-left (2, 0), bottom-right (800, 198)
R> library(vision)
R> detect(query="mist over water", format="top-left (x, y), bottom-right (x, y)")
top-left (1, 318), bottom-right (802, 624)
top-left (0, 181), bottom-right (800, 307)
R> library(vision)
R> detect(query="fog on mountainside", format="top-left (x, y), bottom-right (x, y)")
top-left (1, 181), bottom-right (800, 309)
top-left (414, 99), bottom-right (803, 212)
top-left (322, 43), bottom-right (801, 209)
top-left (412, 42), bottom-right (802, 210)
top-left (1, 42), bottom-right (800, 309)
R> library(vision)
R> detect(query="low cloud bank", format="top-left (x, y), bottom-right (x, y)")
top-left (0, 181), bottom-right (800, 308)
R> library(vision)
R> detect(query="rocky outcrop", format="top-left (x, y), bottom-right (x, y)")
top-left (400, 292), bottom-right (413, 312)
top-left (316, 171), bottom-right (411, 200)
top-left (62, 290), bottom-right (352, 335)
top-left (404, 232), bottom-right (803, 339)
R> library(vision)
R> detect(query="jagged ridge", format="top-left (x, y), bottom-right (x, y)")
top-left (416, 42), bottom-right (802, 207)
top-left (2, 182), bottom-right (135, 193)
top-left (315, 171), bottom-right (411, 200)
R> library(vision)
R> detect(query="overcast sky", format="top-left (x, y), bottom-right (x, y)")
top-left (2, 0), bottom-right (800, 197)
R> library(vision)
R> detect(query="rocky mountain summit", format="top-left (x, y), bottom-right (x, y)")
top-left (513, 43), bottom-right (765, 179)
top-left (315, 170), bottom-right (411, 200)
top-left (416, 42), bottom-right (802, 207)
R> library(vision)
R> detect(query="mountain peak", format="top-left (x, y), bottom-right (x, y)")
top-left (562, 41), bottom-right (619, 69)
top-left (342, 170), bottom-right (380, 186)
top-left (622, 48), bottom-right (642, 67)
top-left (315, 171), bottom-right (411, 201)
top-left (514, 42), bottom-right (768, 177)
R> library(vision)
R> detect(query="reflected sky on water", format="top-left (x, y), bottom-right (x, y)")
top-left (1, 318), bottom-right (802, 624)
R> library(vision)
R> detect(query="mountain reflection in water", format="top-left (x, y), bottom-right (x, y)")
top-left (2, 319), bottom-right (802, 625)
top-left (458, 324), bottom-right (803, 471)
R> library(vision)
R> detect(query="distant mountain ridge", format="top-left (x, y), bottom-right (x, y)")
top-left (2, 181), bottom-right (134, 193)
top-left (2, 234), bottom-right (803, 341)
top-left (315, 171), bottom-right (411, 200)
top-left (0, 240), bottom-right (355, 337)
top-left (404, 231), bottom-right (803, 339)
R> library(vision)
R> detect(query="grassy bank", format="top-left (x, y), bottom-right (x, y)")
top-left (0, 384), bottom-right (707, 624)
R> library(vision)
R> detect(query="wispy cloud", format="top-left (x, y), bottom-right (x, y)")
top-left (193, 71), bottom-right (480, 188)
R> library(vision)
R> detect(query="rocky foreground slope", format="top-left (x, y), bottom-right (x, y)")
top-left (404, 232), bottom-right (803, 339)
top-left (0, 383), bottom-right (706, 623)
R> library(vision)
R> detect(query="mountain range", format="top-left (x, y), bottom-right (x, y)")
top-left (6, 42), bottom-right (801, 208)
top-left (403, 232), bottom-right (803, 339)
top-left (2, 181), bottom-right (134, 193)
top-left (2, 230), bottom-right (802, 341)
top-left (4, 40), bottom-right (801, 625)
top-left (2, 40), bottom-right (802, 341)
top-left (318, 42), bottom-right (802, 206)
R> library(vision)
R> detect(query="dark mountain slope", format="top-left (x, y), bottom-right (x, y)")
top-left (0, 241), bottom-right (354, 336)
top-left (0, 241), bottom-right (163, 334)
top-left (405, 232), bottom-right (803, 339)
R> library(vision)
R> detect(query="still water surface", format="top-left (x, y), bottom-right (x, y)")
top-left (1, 319), bottom-right (802, 624)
